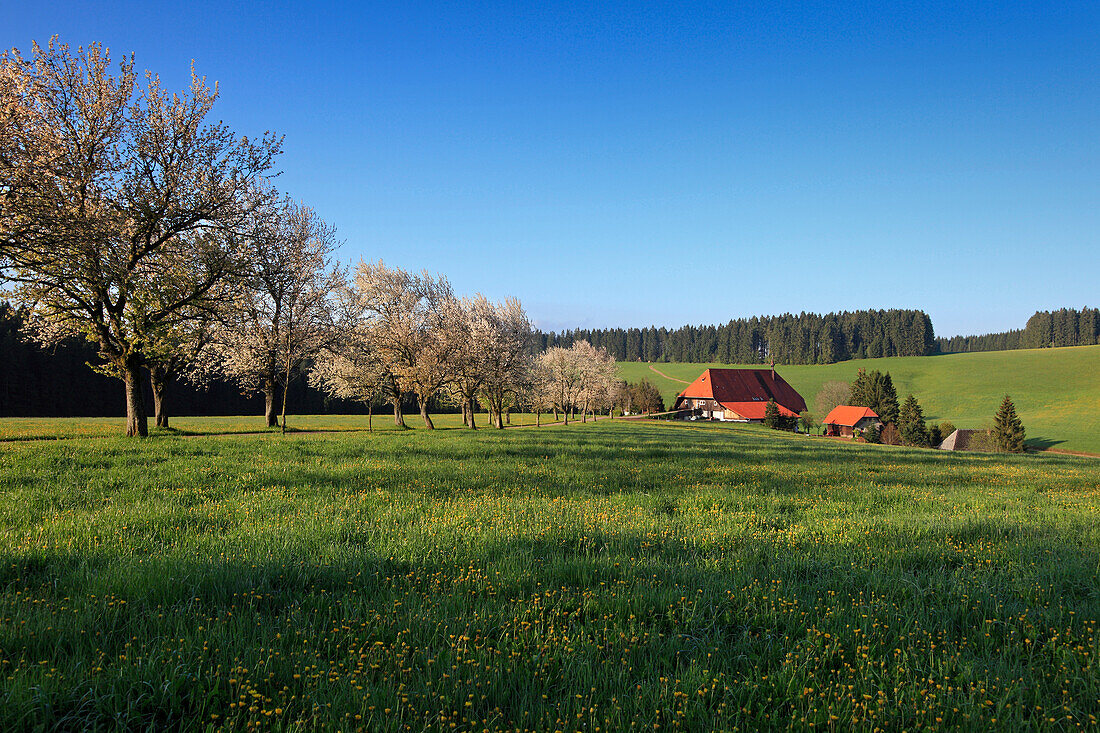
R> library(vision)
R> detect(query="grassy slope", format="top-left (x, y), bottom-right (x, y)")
top-left (618, 344), bottom-right (1100, 453)
top-left (1, 421), bottom-right (1099, 729)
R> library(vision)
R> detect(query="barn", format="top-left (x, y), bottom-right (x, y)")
top-left (822, 405), bottom-right (881, 437)
top-left (672, 368), bottom-right (807, 422)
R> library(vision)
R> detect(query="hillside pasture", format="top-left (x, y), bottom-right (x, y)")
top-left (1, 419), bottom-right (1099, 730)
top-left (618, 344), bottom-right (1100, 454)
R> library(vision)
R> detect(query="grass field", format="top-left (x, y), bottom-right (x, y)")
top-left (618, 344), bottom-right (1100, 454)
top-left (0, 412), bottom-right (549, 442)
top-left (2, 417), bottom-right (1099, 730)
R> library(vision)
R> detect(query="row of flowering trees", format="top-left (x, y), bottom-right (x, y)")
top-left (0, 39), bottom-right (620, 435)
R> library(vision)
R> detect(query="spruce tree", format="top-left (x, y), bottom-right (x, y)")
top-left (993, 395), bottom-right (1027, 453)
top-left (763, 399), bottom-right (781, 429)
top-left (897, 394), bottom-right (930, 447)
top-left (878, 373), bottom-right (900, 426)
top-left (849, 369), bottom-right (872, 407)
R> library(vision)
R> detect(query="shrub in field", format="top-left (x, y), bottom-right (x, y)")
top-left (798, 410), bottom-right (815, 433)
top-left (968, 428), bottom-right (997, 452)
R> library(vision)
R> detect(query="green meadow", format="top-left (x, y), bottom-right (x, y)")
top-left (0, 413), bottom-right (546, 442)
top-left (1, 418), bottom-right (1099, 730)
top-left (618, 344), bottom-right (1100, 454)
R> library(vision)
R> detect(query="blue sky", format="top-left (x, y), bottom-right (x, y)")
top-left (5, 1), bottom-right (1098, 337)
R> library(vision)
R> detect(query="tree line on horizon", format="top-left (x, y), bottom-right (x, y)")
top-left (935, 307), bottom-right (1100, 354)
top-left (537, 309), bottom-right (936, 364)
top-left (540, 305), bottom-right (1099, 364)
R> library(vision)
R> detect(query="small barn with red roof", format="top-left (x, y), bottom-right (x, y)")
top-left (822, 405), bottom-right (881, 438)
top-left (672, 368), bottom-right (807, 422)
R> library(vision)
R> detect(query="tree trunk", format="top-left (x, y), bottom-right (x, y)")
top-left (150, 366), bottom-right (169, 429)
top-left (504, 407), bottom-right (510, 425)
top-left (553, 406), bottom-right (558, 422)
top-left (467, 397), bottom-right (477, 430)
top-left (368, 403), bottom-right (373, 433)
top-left (494, 400), bottom-right (504, 429)
top-left (264, 378), bottom-right (279, 428)
top-left (536, 409), bottom-right (541, 427)
top-left (582, 399), bottom-right (588, 423)
top-left (393, 400), bottom-right (405, 427)
top-left (419, 398), bottom-right (435, 429)
top-left (123, 358), bottom-right (148, 437)
top-left (281, 349), bottom-right (292, 434)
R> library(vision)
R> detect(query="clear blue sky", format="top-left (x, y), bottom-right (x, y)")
top-left (5, 1), bottom-right (1098, 338)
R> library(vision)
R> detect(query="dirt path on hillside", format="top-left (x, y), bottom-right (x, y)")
top-left (648, 365), bottom-right (690, 384)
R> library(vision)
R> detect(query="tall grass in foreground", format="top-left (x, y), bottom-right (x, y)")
top-left (1, 421), bottom-right (1098, 730)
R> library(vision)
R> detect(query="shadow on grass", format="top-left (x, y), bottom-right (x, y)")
top-left (3, 508), bottom-right (1100, 729)
top-left (1026, 435), bottom-right (1067, 450)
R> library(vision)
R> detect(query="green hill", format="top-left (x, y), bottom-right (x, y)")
top-left (617, 344), bottom-right (1100, 454)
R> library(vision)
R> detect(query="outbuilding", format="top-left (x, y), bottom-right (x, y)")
top-left (822, 405), bottom-right (881, 437)
top-left (938, 429), bottom-right (991, 452)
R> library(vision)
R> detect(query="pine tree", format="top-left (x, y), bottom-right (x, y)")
top-left (897, 394), bottom-right (930, 447)
top-left (993, 395), bottom-right (1027, 453)
top-left (878, 373), bottom-right (900, 426)
top-left (763, 399), bottom-right (781, 429)
top-left (849, 369), bottom-right (899, 426)
top-left (849, 369), bottom-right (872, 407)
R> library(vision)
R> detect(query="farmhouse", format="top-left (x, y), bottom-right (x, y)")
top-left (822, 405), bottom-right (881, 437)
top-left (672, 368), bottom-right (806, 422)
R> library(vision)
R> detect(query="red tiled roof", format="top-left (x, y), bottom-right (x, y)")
top-left (719, 401), bottom-right (800, 420)
top-left (822, 405), bottom-right (879, 427)
top-left (674, 368), bottom-right (807, 415)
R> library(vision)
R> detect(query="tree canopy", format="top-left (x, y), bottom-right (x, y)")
top-left (0, 39), bottom-right (280, 435)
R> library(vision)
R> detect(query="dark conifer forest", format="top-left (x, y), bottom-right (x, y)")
top-left (0, 304), bottom-right (366, 418)
top-left (538, 309), bottom-right (936, 363)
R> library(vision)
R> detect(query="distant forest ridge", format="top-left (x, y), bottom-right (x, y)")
top-left (935, 307), bottom-right (1100, 354)
top-left (537, 307), bottom-right (1100, 364)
